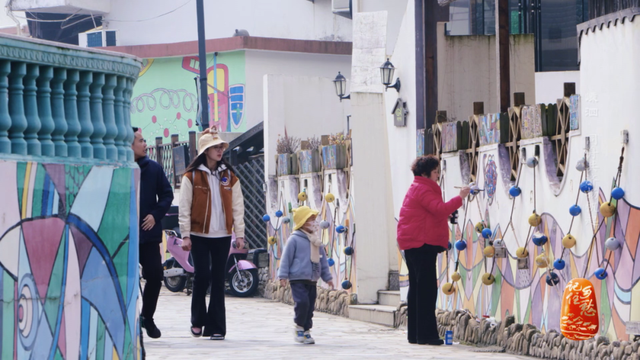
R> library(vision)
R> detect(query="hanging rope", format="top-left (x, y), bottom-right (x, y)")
top-left (500, 162), bottom-right (524, 247)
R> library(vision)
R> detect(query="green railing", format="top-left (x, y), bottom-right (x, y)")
top-left (0, 33), bottom-right (141, 162)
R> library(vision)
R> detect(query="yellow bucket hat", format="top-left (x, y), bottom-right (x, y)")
top-left (292, 206), bottom-right (319, 231)
top-left (198, 127), bottom-right (228, 155)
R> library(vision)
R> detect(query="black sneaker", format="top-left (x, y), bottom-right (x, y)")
top-left (210, 334), bottom-right (225, 340)
top-left (144, 319), bottom-right (162, 339)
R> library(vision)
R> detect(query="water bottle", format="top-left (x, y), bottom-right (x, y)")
top-left (445, 330), bottom-right (453, 345)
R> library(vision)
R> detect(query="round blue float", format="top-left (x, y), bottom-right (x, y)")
top-left (569, 205), bottom-right (582, 217)
top-left (455, 240), bottom-right (467, 251)
top-left (448, 242), bottom-right (453, 251)
top-left (275, 210), bottom-right (283, 218)
top-left (341, 280), bottom-right (352, 290)
top-left (328, 258), bottom-right (335, 267)
top-left (336, 225), bottom-right (346, 234)
top-left (262, 214), bottom-right (271, 222)
top-left (553, 259), bottom-right (566, 270)
top-left (611, 187), bottom-right (625, 200)
top-left (470, 186), bottom-right (481, 196)
top-left (580, 181), bottom-right (594, 193)
top-left (481, 228), bottom-right (492, 239)
top-left (546, 272), bottom-right (560, 286)
top-left (344, 246), bottom-right (354, 256)
top-left (532, 234), bottom-right (548, 246)
top-left (509, 186), bottom-right (522, 197)
top-left (594, 268), bottom-right (607, 280)
top-left (320, 221), bottom-right (330, 229)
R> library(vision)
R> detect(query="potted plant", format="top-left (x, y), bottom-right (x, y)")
top-left (276, 129), bottom-right (300, 176)
top-left (298, 136), bottom-right (322, 173)
top-left (321, 132), bottom-right (349, 169)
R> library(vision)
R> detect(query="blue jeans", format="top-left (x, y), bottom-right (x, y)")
top-left (290, 281), bottom-right (317, 331)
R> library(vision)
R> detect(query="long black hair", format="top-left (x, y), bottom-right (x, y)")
top-left (184, 152), bottom-right (235, 176)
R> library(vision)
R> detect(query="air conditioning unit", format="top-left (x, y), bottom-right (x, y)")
top-left (78, 30), bottom-right (118, 48)
top-left (332, 0), bottom-right (352, 19)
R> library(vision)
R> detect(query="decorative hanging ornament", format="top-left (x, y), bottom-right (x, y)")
top-left (455, 240), bottom-right (467, 251)
top-left (283, 217), bottom-right (291, 224)
top-left (576, 159), bottom-right (588, 172)
top-left (528, 213), bottom-right (542, 227)
top-left (562, 234), bottom-right (576, 249)
top-left (611, 187), bottom-right (625, 200)
top-left (475, 222), bottom-right (485, 233)
top-left (594, 268), bottom-right (607, 280)
top-left (483, 246), bottom-right (495, 258)
top-left (298, 192), bottom-right (308, 202)
top-left (325, 193), bottom-right (335, 203)
top-left (482, 228), bottom-right (492, 239)
top-left (560, 278), bottom-right (599, 340)
top-left (546, 272), bottom-right (560, 286)
top-left (344, 246), bottom-right (354, 256)
top-left (526, 157), bottom-right (538, 168)
top-left (275, 210), bottom-right (283, 218)
top-left (600, 202), bottom-right (616, 218)
top-left (336, 225), bottom-right (347, 234)
top-left (481, 273), bottom-right (495, 285)
top-left (553, 259), bottom-right (566, 270)
top-left (605, 237), bottom-right (622, 251)
top-left (509, 186), bottom-right (522, 197)
top-left (470, 184), bottom-right (482, 196)
top-left (320, 221), bottom-right (330, 229)
top-left (579, 181), bottom-right (593, 193)
top-left (327, 258), bottom-right (335, 267)
top-left (569, 205), bottom-right (582, 217)
top-left (341, 280), bottom-right (352, 290)
top-left (268, 236), bottom-right (277, 245)
top-left (535, 254), bottom-right (549, 268)
top-left (516, 247), bottom-right (529, 258)
top-left (262, 214), bottom-right (271, 222)
top-left (451, 272), bottom-right (461, 282)
top-left (448, 242), bottom-right (452, 251)
top-left (442, 282), bottom-right (455, 295)
top-left (532, 232), bottom-right (548, 246)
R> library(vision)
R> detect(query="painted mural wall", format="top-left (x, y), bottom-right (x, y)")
top-left (130, 52), bottom-right (247, 141)
top-left (0, 160), bottom-right (141, 360)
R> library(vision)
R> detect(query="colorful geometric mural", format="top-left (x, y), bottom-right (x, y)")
top-left (0, 160), bottom-right (140, 360)
top-left (479, 114), bottom-right (500, 146)
top-left (437, 189), bottom-right (640, 342)
top-left (130, 52), bottom-right (247, 141)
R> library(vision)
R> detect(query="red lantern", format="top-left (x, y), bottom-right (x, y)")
top-left (560, 278), bottom-right (599, 340)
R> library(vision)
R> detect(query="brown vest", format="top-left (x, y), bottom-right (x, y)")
top-left (184, 168), bottom-right (238, 235)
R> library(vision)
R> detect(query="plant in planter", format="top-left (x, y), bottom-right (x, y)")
top-left (298, 136), bottom-right (322, 173)
top-left (322, 132), bottom-right (350, 169)
top-left (276, 129), bottom-right (300, 176)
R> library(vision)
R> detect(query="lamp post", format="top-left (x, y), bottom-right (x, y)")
top-left (333, 71), bottom-right (351, 101)
top-left (380, 58), bottom-right (401, 92)
top-left (196, 0), bottom-right (209, 129)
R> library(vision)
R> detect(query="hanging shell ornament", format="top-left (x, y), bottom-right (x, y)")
top-left (562, 234), bottom-right (577, 249)
top-left (600, 202), bottom-right (616, 218)
top-left (442, 282), bottom-right (456, 295)
top-left (451, 272), bottom-right (461, 282)
top-left (325, 193), bottom-right (335, 203)
top-left (483, 246), bottom-right (495, 258)
top-left (481, 273), bottom-right (495, 285)
top-left (528, 213), bottom-right (542, 227)
top-left (560, 278), bottom-right (599, 340)
top-left (516, 247), bottom-right (529, 258)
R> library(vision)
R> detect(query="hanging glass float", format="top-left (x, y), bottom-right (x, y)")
top-left (483, 246), bottom-right (495, 258)
top-left (535, 254), bottom-right (549, 268)
top-left (562, 234), bottom-right (576, 249)
top-left (605, 237), bottom-right (622, 251)
top-left (600, 202), bottom-right (616, 218)
top-left (320, 221), bottom-right (330, 229)
top-left (475, 222), bottom-right (485, 233)
top-left (325, 193), bottom-right (335, 203)
top-left (275, 210), bottom-right (283, 218)
top-left (455, 240), bottom-right (467, 251)
top-left (516, 247), bottom-right (529, 258)
top-left (262, 214), bottom-right (271, 222)
top-left (546, 271), bottom-right (560, 286)
top-left (532, 232), bottom-right (548, 246)
top-left (442, 282), bottom-right (455, 295)
top-left (528, 213), bottom-right (542, 227)
top-left (509, 186), bottom-right (521, 197)
top-left (268, 236), bottom-right (277, 245)
top-left (481, 228), bottom-right (492, 239)
top-left (336, 225), bottom-right (347, 234)
top-left (579, 181), bottom-right (594, 193)
top-left (481, 273), bottom-right (495, 285)
top-left (327, 258), bottom-right (335, 267)
top-left (569, 205), bottom-right (582, 216)
top-left (553, 259), bottom-right (566, 270)
top-left (611, 187), bottom-right (625, 200)
top-left (344, 246), bottom-right (354, 256)
top-left (451, 272), bottom-right (461, 282)
top-left (594, 268), bottom-right (607, 280)
top-left (526, 157), bottom-right (538, 168)
top-left (341, 280), bottom-right (352, 290)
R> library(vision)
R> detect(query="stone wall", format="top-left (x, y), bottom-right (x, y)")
top-left (262, 279), bottom-right (352, 317)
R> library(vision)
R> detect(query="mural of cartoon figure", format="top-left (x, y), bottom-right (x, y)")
top-left (0, 161), bottom-right (140, 360)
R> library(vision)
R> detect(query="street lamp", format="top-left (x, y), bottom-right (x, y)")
top-left (333, 71), bottom-right (350, 101)
top-left (380, 58), bottom-right (401, 92)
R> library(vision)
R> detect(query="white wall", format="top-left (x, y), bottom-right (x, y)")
top-left (352, 0), bottom-right (408, 55)
top-left (104, 0), bottom-right (352, 46)
top-left (0, 10), bottom-right (27, 29)
top-left (263, 74), bottom-right (350, 178)
top-left (10, 0), bottom-right (109, 13)
top-left (535, 71), bottom-right (581, 105)
top-left (244, 51), bottom-right (351, 131)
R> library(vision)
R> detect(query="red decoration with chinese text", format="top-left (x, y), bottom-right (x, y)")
top-left (560, 278), bottom-right (599, 340)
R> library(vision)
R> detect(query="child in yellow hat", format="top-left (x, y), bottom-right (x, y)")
top-left (278, 206), bottom-right (334, 344)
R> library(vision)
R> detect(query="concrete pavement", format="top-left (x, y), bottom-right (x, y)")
top-left (145, 288), bottom-right (530, 359)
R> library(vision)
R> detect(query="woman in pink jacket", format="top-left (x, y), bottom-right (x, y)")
top-left (397, 155), bottom-right (470, 345)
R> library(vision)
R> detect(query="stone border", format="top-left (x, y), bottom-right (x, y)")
top-left (262, 279), bottom-right (352, 318)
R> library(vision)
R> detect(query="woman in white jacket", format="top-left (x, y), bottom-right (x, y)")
top-left (178, 128), bottom-right (245, 340)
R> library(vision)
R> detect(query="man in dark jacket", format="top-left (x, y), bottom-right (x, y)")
top-left (132, 127), bottom-right (174, 339)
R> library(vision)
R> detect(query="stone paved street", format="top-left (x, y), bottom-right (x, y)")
top-left (144, 289), bottom-right (530, 359)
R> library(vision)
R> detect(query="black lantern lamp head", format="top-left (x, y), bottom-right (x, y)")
top-left (333, 71), bottom-right (350, 102)
top-left (380, 58), bottom-right (401, 93)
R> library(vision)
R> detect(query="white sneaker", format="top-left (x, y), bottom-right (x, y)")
top-left (294, 326), bottom-right (305, 343)
top-left (303, 331), bottom-right (315, 344)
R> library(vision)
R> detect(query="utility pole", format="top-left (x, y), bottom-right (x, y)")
top-left (196, 0), bottom-right (209, 129)
top-left (496, 0), bottom-right (511, 112)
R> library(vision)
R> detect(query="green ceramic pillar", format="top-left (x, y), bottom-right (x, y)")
top-left (36, 66), bottom-right (55, 157)
top-left (51, 68), bottom-right (68, 157)
top-left (114, 76), bottom-right (127, 161)
top-left (8, 62), bottom-right (27, 155)
top-left (102, 74), bottom-right (118, 161)
top-left (63, 69), bottom-right (81, 158)
top-left (77, 71), bottom-right (94, 159)
top-left (89, 72), bottom-right (106, 160)
top-left (0, 61), bottom-right (10, 154)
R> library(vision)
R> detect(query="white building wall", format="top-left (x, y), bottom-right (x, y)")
top-left (352, 0), bottom-right (408, 56)
top-left (535, 71), bottom-right (581, 105)
top-left (244, 51), bottom-right (351, 132)
top-left (103, 0), bottom-right (352, 46)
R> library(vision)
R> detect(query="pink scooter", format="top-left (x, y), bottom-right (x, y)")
top-left (162, 230), bottom-right (260, 297)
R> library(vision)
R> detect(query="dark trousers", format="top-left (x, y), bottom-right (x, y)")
top-left (190, 235), bottom-right (231, 336)
top-left (139, 242), bottom-right (164, 323)
top-left (404, 244), bottom-right (441, 343)
top-left (290, 282), bottom-right (317, 331)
